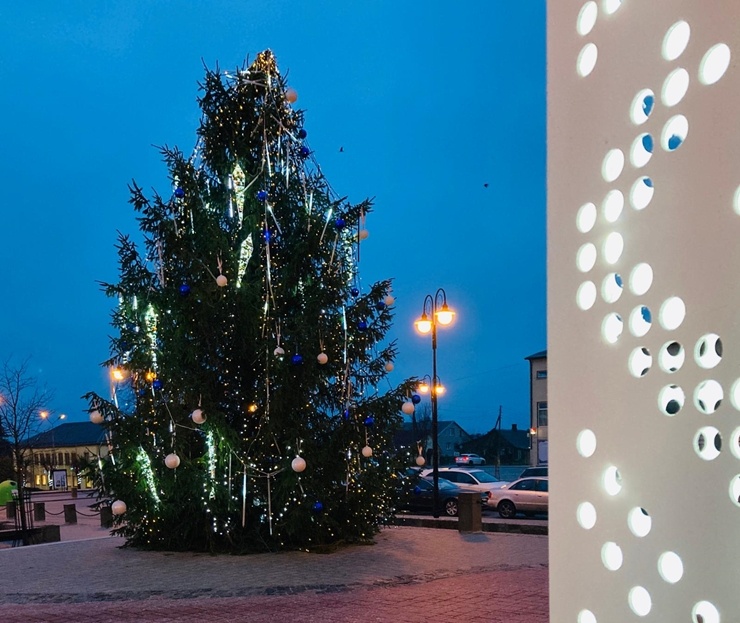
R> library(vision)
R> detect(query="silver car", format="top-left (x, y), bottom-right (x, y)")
top-left (486, 477), bottom-right (548, 518)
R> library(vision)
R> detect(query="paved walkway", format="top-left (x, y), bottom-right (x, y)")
top-left (0, 493), bottom-right (549, 623)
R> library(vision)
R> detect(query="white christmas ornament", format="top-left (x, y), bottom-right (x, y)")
top-left (317, 352), bottom-right (328, 365)
top-left (415, 455), bottom-right (426, 467)
top-left (165, 453), bottom-right (181, 469)
top-left (402, 402), bottom-right (415, 415)
top-left (274, 346), bottom-right (285, 357)
top-left (384, 295), bottom-right (395, 306)
top-left (191, 408), bottom-right (206, 424)
top-left (362, 445), bottom-right (373, 458)
top-left (291, 456), bottom-right (307, 472)
top-left (216, 274), bottom-right (228, 287)
top-left (384, 362), bottom-right (394, 372)
top-left (89, 410), bottom-right (104, 424)
top-left (111, 500), bottom-right (127, 516)
top-left (359, 229), bottom-right (370, 240)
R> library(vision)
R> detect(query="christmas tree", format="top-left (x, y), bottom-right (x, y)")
top-left (86, 50), bottom-right (414, 553)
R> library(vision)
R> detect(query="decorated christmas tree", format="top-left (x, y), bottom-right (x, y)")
top-left (85, 50), bottom-right (414, 553)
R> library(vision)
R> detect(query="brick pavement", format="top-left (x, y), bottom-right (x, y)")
top-left (0, 509), bottom-right (549, 623)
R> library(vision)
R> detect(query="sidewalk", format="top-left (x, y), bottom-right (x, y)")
top-left (0, 496), bottom-right (549, 623)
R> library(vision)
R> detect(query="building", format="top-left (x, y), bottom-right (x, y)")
top-left (525, 349), bottom-right (547, 465)
top-left (24, 422), bottom-right (108, 491)
top-left (460, 423), bottom-right (531, 466)
top-left (394, 420), bottom-right (471, 463)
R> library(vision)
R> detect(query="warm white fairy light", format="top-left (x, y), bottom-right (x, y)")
top-left (136, 448), bottom-right (161, 505)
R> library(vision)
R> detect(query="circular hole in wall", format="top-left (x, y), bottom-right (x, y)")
top-left (694, 426), bottom-right (722, 460)
top-left (730, 475), bottom-right (740, 507)
top-left (659, 297), bottom-right (686, 330)
top-left (659, 384), bottom-right (685, 416)
top-left (628, 347), bottom-right (652, 377)
top-left (577, 502), bottom-right (597, 529)
top-left (699, 43), bottom-right (731, 85)
top-left (729, 427), bottom-right (740, 459)
top-left (659, 341), bottom-right (685, 373)
top-left (577, 43), bottom-right (599, 77)
top-left (577, 202), bottom-right (598, 232)
top-left (602, 149), bottom-right (625, 182)
top-left (629, 306), bottom-right (652, 337)
top-left (603, 466), bottom-right (622, 495)
top-left (602, 313), bottom-right (623, 344)
top-left (630, 89), bottom-right (655, 125)
top-left (577, 281), bottom-right (598, 310)
top-left (662, 20), bottom-right (691, 61)
top-left (628, 586), bottom-right (652, 617)
top-left (692, 600), bottom-right (720, 623)
top-left (577, 243), bottom-right (598, 272)
top-left (630, 177), bottom-right (654, 210)
top-left (629, 263), bottom-right (653, 295)
top-left (695, 333), bottom-right (722, 369)
top-left (630, 134), bottom-right (653, 168)
top-left (695, 380), bottom-right (723, 414)
top-left (602, 273), bottom-right (623, 303)
top-left (602, 0), bottom-right (621, 15)
top-left (662, 115), bottom-right (688, 151)
top-left (658, 551), bottom-right (684, 584)
top-left (577, 429), bottom-right (597, 457)
top-left (662, 68), bottom-right (690, 107)
top-left (603, 232), bottom-right (624, 264)
top-left (627, 507), bottom-right (651, 537)
top-left (578, 610), bottom-right (598, 623)
top-left (601, 541), bottom-right (623, 570)
top-left (603, 190), bottom-right (624, 222)
top-left (577, 1), bottom-right (598, 36)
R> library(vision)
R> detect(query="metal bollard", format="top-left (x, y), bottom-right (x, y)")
top-left (71, 487), bottom-right (78, 499)
top-left (34, 502), bottom-right (46, 521)
top-left (100, 505), bottom-right (113, 528)
top-left (63, 504), bottom-right (77, 524)
top-left (5, 501), bottom-right (16, 520)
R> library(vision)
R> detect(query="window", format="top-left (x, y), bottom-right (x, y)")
top-left (537, 401), bottom-right (548, 427)
top-left (64, 452), bottom-right (71, 465)
top-left (512, 479), bottom-right (536, 491)
top-left (536, 370), bottom-right (548, 379)
top-left (535, 479), bottom-right (549, 492)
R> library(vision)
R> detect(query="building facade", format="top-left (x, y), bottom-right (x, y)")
top-left (525, 349), bottom-right (547, 466)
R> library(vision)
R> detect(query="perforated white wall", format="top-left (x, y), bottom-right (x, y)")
top-left (549, 2), bottom-right (740, 621)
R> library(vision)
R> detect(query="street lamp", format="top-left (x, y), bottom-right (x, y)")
top-left (414, 288), bottom-right (456, 518)
top-left (40, 411), bottom-right (65, 488)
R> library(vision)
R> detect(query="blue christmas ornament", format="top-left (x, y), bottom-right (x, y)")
top-left (312, 501), bottom-right (324, 514)
top-left (413, 485), bottom-right (422, 496)
top-left (375, 301), bottom-right (386, 311)
top-left (300, 146), bottom-right (310, 158)
top-left (138, 388), bottom-right (147, 397)
top-left (263, 229), bottom-right (271, 242)
top-left (343, 409), bottom-right (350, 420)
top-left (297, 128), bottom-right (307, 139)
top-left (411, 394), bottom-right (421, 405)
top-left (357, 320), bottom-right (368, 331)
top-left (292, 354), bottom-right (304, 366)
top-left (179, 283), bottom-right (191, 297)
top-left (334, 218), bottom-right (346, 230)
top-left (257, 190), bottom-right (268, 201)
top-left (174, 187), bottom-right (185, 198)
top-left (364, 416), bottom-right (374, 428)
top-left (350, 287), bottom-right (360, 297)
top-left (152, 379), bottom-right (163, 391)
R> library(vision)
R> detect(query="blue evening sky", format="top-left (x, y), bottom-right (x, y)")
top-left (0, 2), bottom-right (545, 435)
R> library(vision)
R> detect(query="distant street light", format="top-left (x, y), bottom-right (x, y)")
top-left (414, 288), bottom-right (456, 518)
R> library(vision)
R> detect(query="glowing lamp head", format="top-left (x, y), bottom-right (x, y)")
top-left (40, 411), bottom-right (49, 420)
top-left (415, 314), bottom-right (432, 334)
top-left (111, 367), bottom-right (125, 381)
top-left (418, 382), bottom-right (430, 394)
top-left (435, 305), bottom-right (455, 326)
top-left (434, 384), bottom-right (445, 396)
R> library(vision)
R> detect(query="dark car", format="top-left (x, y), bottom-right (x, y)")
top-left (398, 477), bottom-right (478, 517)
top-left (519, 466), bottom-right (548, 479)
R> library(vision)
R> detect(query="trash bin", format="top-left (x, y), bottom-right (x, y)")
top-left (34, 502), bottom-right (46, 521)
top-left (458, 492), bottom-right (482, 533)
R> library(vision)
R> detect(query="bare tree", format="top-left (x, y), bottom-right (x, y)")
top-left (0, 358), bottom-right (53, 543)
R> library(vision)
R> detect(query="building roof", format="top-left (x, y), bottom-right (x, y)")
top-left (525, 349), bottom-right (547, 361)
top-left (27, 421), bottom-right (106, 448)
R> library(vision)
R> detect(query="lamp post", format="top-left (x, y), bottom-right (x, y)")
top-left (40, 411), bottom-right (65, 489)
top-left (414, 288), bottom-right (456, 518)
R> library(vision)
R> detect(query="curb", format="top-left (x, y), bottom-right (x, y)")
top-left (392, 515), bottom-right (548, 535)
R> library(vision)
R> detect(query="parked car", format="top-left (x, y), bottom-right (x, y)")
top-left (420, 467), bottom-right (507, 494)
top-left (486, 477), bottom-right (549, 518)
top-left (398, 477), bottom-right (484, 517)
top-left (455, 453), bottom-right (486, 466)
top-left (519, 466), bottom-right (548, 479)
